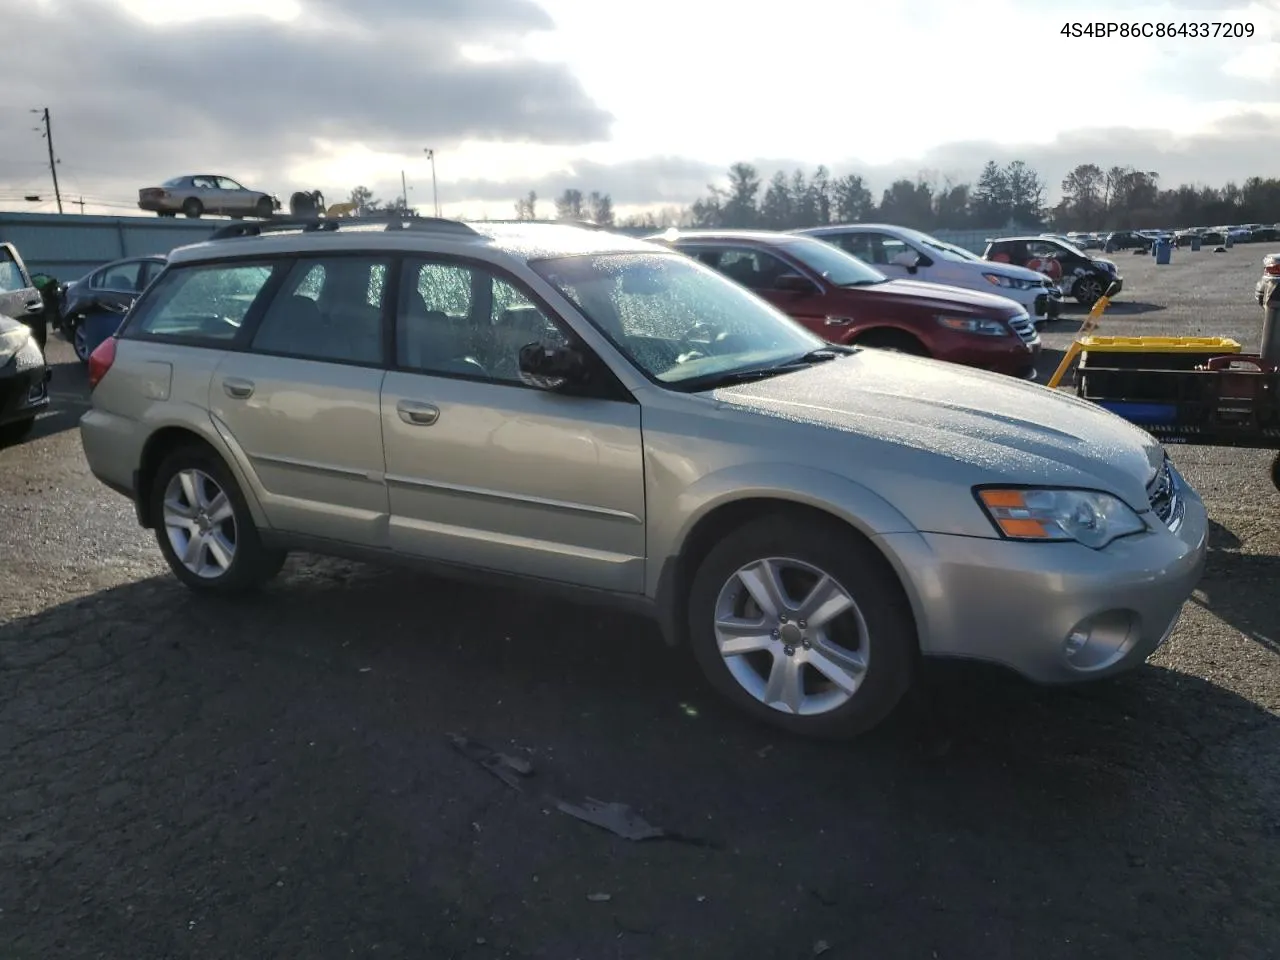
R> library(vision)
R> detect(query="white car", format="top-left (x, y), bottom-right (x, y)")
top-left (793, 224), bottom-right (1064, 324)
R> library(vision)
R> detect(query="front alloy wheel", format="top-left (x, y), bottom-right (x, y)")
top-left (687, 513), bottom-right (916, 739)
top-left (714, 557), bottom-right (869, 716)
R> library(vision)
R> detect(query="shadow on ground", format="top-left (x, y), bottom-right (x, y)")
top-left (2, 559), bottom-right (1278, 959)
top-left (1051, 300), bottom-right (1166, 321)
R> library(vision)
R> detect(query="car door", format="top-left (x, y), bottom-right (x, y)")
top-left (216, 177), bottom-right (253, 216)
top-left (185, 176), bottom-right (217, 214)
top-left (380, 255), bottom-right (646, 592)
top-left (208, 254), bottom-right (391, 547)
top-left (94, 259), bottom-right (147, 313)
top-left (683, 244), bottom-right (831, 335)
top-left (0, 243), bottom-right (42, 328)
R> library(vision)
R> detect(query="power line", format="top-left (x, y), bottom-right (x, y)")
top-left (30, 107), bottom-right (63, 214)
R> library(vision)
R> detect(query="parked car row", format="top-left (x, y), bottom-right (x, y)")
top-left (0, 242), bottom-right (51, 445)
top-left (648, 229), bottom-right (1044, 380)
top-left (75, 216), bottom-right (1208, 740)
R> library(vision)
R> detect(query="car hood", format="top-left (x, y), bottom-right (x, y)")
top-left (1093, 257), bottom-right (1119, 272)
top-left (710, 350), bottom-right (1164, 522)
top-left (861, 278), bottom-right (1027, 315)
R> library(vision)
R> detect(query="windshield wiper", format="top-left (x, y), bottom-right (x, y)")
top-left (673, 347), bottom-right (848, 392)
top-left (836, 279), bottom-right (884, 287)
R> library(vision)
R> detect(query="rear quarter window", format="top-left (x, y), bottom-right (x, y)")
top-left (123, 261), bottom-right (278, 343)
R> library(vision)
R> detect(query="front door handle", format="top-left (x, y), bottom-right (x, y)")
top-left (25, 300), bottom-right (43, 314)
top-left (396, 399), bottom-right (440, 426)
top-left (222, 377), bottom-right (255, 399)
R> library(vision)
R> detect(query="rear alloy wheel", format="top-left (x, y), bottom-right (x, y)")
top-left (151, 445), bottom-right (286, 593)
top-left (71, 321), bottom-right (91, 363)
top-left (687, 513), bottom-right (916, 739)
top-left (1074, 275), bottom-right (1105, 306)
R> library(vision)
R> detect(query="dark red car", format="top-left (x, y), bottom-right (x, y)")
top-left (650, 230), bottom-right (1041, 379)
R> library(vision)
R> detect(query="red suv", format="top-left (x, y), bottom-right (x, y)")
top-left (651, 230), bottom-right (1041, 379)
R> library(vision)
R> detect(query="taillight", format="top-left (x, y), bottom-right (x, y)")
top-left (1265, 259), bottom-right (1280, 277)
top-left (87, 337), bottom-right (117, 390)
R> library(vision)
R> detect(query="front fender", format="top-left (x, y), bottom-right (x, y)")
top-left (645, 461), bottom-right (919, 644)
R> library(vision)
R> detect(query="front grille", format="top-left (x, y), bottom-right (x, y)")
top-left (1146, 459), bottom-right (1182, 530)
top-left (1008, 314), bottom-right (1038, 344)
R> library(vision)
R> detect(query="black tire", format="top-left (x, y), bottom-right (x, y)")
top-left (855, 329), bottom-right (929, 356)
top-left (149, 443), bottom-right (287, 594)
top-left (182, 197), bottom-right (204, 219)
top-left (1074, 275), bottom-right (1105, 306)
top-left (254, 196), bottom-right (275, 219)
top-left (1271, 453), bottom-right (1280, 494)
top-left (69, 319), bottom-right (91, 364)
top-left (686, 512), bottom-right (917, 740)
top-left (0, 417), bottom-right (36, 447)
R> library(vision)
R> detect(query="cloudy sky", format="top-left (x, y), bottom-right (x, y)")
top-left (2, 0), bottom-right (1279, 219)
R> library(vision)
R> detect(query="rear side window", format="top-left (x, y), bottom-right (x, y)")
top-left (251, 256), bottom-right (388, 365)
top-left (0, 248), bottom-right (28, 293)
top-left (126, 261), bottom-right (277, 342)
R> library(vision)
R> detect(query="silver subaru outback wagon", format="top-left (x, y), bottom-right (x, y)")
top-left (79, 217), bottom-right (1208, 739)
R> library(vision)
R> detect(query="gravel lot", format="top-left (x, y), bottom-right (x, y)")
top-left (2, 244), bottom-right (1278, 960)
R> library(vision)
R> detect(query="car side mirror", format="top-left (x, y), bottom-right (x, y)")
top-left (891, 251), bottom-right (923, 272)
top-left (518, 341), bottom-right (589, 391)
top-left (774, 273), bottom-right (816, 294)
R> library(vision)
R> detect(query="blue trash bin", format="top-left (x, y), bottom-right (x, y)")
top-left (1190, 235), bottom-right (1202, 252)
top-left (1155, 237), bottom-right (1172, 265)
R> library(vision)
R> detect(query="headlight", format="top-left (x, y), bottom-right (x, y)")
top-left (982, 273), bottom-right (1034, 291)
top-left (0, 326), bottom-right (30, 368)
top-left (976, 487), bottom-right (1147, 549)
top-left (937, 315), bottom-right (1008, 336)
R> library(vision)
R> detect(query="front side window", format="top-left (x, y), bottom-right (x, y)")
top-left (99, 261), bottom-right (144, 291)
top-left (397, 258), bottom-right (566, 382)
top-left (529, 251), bottom-right (824, 387)
top-left (252, 256), bottom-right (387, 364)
top-left (126, 261), bottom-right (277, 342)
top-left (684, 246), bottom-right (796, 292)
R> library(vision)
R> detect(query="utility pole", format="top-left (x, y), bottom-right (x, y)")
top-left (76, 196), bottom-right (85, 214)
top-left (425, 149), bottom-right (439, 217)
top-left (32, 108), bottom-right (63, 214)
top-left (401, 169), bottom-right (409, 212)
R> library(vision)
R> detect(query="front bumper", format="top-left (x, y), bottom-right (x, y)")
top-left (878, 465), bottom-right (1207, 683)
top-left (0, 360), bottom-right (51, 426)
top-left (944, 337), bottom-right (1041, 380)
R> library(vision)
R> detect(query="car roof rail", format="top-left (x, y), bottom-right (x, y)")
top-left (206, 214), bottom-right (482, 241)
top-left (471, 217), bottom-right (612, 231)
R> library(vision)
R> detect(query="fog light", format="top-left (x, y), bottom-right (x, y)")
top-left (1061, 610), bottom-right (1137, 672)
top-left (1064, 628), bottom-right (1089, 657)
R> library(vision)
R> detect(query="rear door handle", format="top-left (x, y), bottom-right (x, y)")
top-left (222, 377), bottom-right (255, 399)
top-left (24, 300), bottom-right (43, 313)
top-left (396, 399), bottom-right (439, 426)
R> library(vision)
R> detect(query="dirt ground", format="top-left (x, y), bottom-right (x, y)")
top-left (1, 243), bottom-right (1278, 959)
